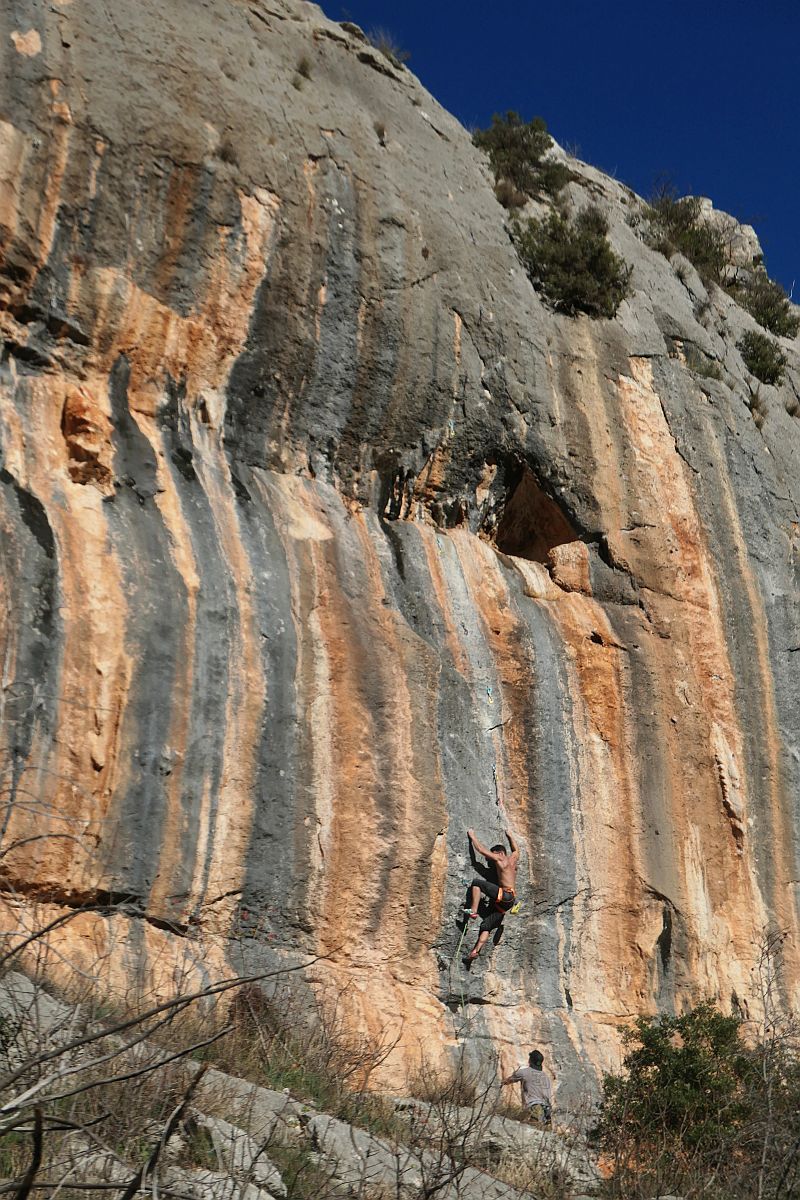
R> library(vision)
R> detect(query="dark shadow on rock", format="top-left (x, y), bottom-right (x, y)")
top-left (468, 840), bottom-right (496, 881)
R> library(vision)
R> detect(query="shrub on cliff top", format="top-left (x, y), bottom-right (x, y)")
top-left (514, 204), bottom-right (631, 318)
top-left (473, 111), bottom-right (573, 205)
top-left (730, 270), bottom-right (800, 339)
top-left (737, 328), bottom-right (787, 386)
top-left (646, 183), bottom-right (728, 286)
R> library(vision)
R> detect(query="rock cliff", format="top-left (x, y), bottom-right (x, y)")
top-left (2, 0), bottom-right (800, 1097)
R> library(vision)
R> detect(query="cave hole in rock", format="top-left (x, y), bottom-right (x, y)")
top-left (493, 463), bottom-right (578, 563)
top-left (656, 905), bottom-right (673, 972)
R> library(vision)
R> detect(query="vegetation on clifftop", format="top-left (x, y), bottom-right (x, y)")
top-left (646, 183), bottom-right (799, 341)
top-left (731, 270), bottom-right (800, 339)
top-left (473, 111), bottom-right (573, 207)
top-left (514, 205), bottom-right (632, 319)
top-left (645, 184), bottom-right (729, 286)
top-left (738, 329), bottom-right (788, 386)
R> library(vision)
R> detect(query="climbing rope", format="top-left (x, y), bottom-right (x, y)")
top-left (448, 914), bottom-right (473, 1034)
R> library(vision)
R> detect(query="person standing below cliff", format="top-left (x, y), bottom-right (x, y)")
top-left (463, 827), bottom-right (519, 961)
top-left (502, 1049), bottom-right (553, 1125)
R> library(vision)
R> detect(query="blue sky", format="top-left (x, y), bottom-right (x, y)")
top-left (328, 1), bottom-right (800, 293)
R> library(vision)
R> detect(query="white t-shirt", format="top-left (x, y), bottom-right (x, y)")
top-left (509, 1065), bottom-right (553, 1108)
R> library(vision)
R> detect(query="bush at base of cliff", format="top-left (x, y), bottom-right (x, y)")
top-left (737, 329), bottom-right (787, 386)
top-left (594, 1000), bottom-right (800, 1200)
top-left (514, 205), bottom-right (631, 318)
top-left (646, 185), bottom-right (728, 286)
top-left (730, 271), bottom-right (800, 338)
top-left (473, 111), bottom-right (573, 204)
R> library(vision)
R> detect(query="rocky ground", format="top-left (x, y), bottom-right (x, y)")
top-left (0, 971), bottom-right (602, 1198)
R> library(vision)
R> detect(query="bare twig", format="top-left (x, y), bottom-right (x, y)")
top-left (12, 1106), bottom-right (42, 1200)
top-left (35, 1024), bottom-right (233, 1111)
top-left (118, 1063), bottom-right (208, 1200)
top-left (0, 956), bottom-right (326, 1097)
top-left (0, 905), bottom-right (118, 971)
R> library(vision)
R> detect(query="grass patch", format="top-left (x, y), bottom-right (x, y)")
top-left (406, 1060), bottom-right (482, 1110)
top-left (684, 344), bottom-right (722, 381)
top-left (269, 1142), bottom-right (339, 1200)
top-left (488, 1150), bottom-right (573, 1198)
top-left (0, 1129), bottom-right (28, 1180)
top-left (367, 27), bottom-right (410, 68)
top-left (190, 985), bottom-right (406, 1142)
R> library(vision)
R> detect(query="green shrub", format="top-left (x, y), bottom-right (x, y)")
top-left (595, 1000), bottom-right (800, 1200)
top-left (730, 271), bottom-right (800, 338)
top-left (646, 183), bottom-right (728, 286)
top-left (535, 157), bottom-right (574, 198)
top-left (473, 111), bottom-right (573, 203)
top-left (737, 329), bottom-right (787, 386)
top-left (514, 205), bottom-right (631, 318)
top-left (596, 1003), bottom-right (753, 1155)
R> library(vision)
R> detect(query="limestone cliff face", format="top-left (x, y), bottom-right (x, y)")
top-left (2, 0), bottom-right (800, 1095)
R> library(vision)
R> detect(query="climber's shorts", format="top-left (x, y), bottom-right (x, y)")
top-left (470, 878), bottom-right (514, 933)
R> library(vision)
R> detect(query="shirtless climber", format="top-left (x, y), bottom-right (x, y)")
top-left (464, 827), bottom-right (519, 961)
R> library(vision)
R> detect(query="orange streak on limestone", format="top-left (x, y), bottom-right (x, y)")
top-left (0, 121), bottom-right (28, 234)
top-left (10, 29), bottom-right (42, 56)
top-left (417, 526), bottom-right (470, 677)
top-left (33, 114), bottom-right (70, 267)
top-left (704, 443), bottom-right (800, 986)
top-left (0, 896), bottom-right (230, 1009)
top-left (0, 172), bottom-right (279, 946)
top-left (269, 485), bottom-right (446, 979)
top-left (79, 187), bottom-right (279, 410)
top-left (545, 592), bottom-right (651, 1011)
top-left (612, 358), bottom-right (766, 984)
top-left (131, 410), bottom-right (200, 923)
top-left (194, 458), bottom-right (265, 938)
top-left (0, 373), bottom-right (130, 890)
top-left (451, 532), bottom-right (535, 831)
top-left (259, 483), bottom-right (452, 1083)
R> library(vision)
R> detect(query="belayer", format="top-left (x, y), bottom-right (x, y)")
top-left (502, 1048), bottom-right (553, 1125)
top-left (463, 827), bottom-right (519, 961)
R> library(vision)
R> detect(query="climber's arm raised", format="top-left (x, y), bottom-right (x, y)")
top-left (467, 828), bottom-right (499, 862)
